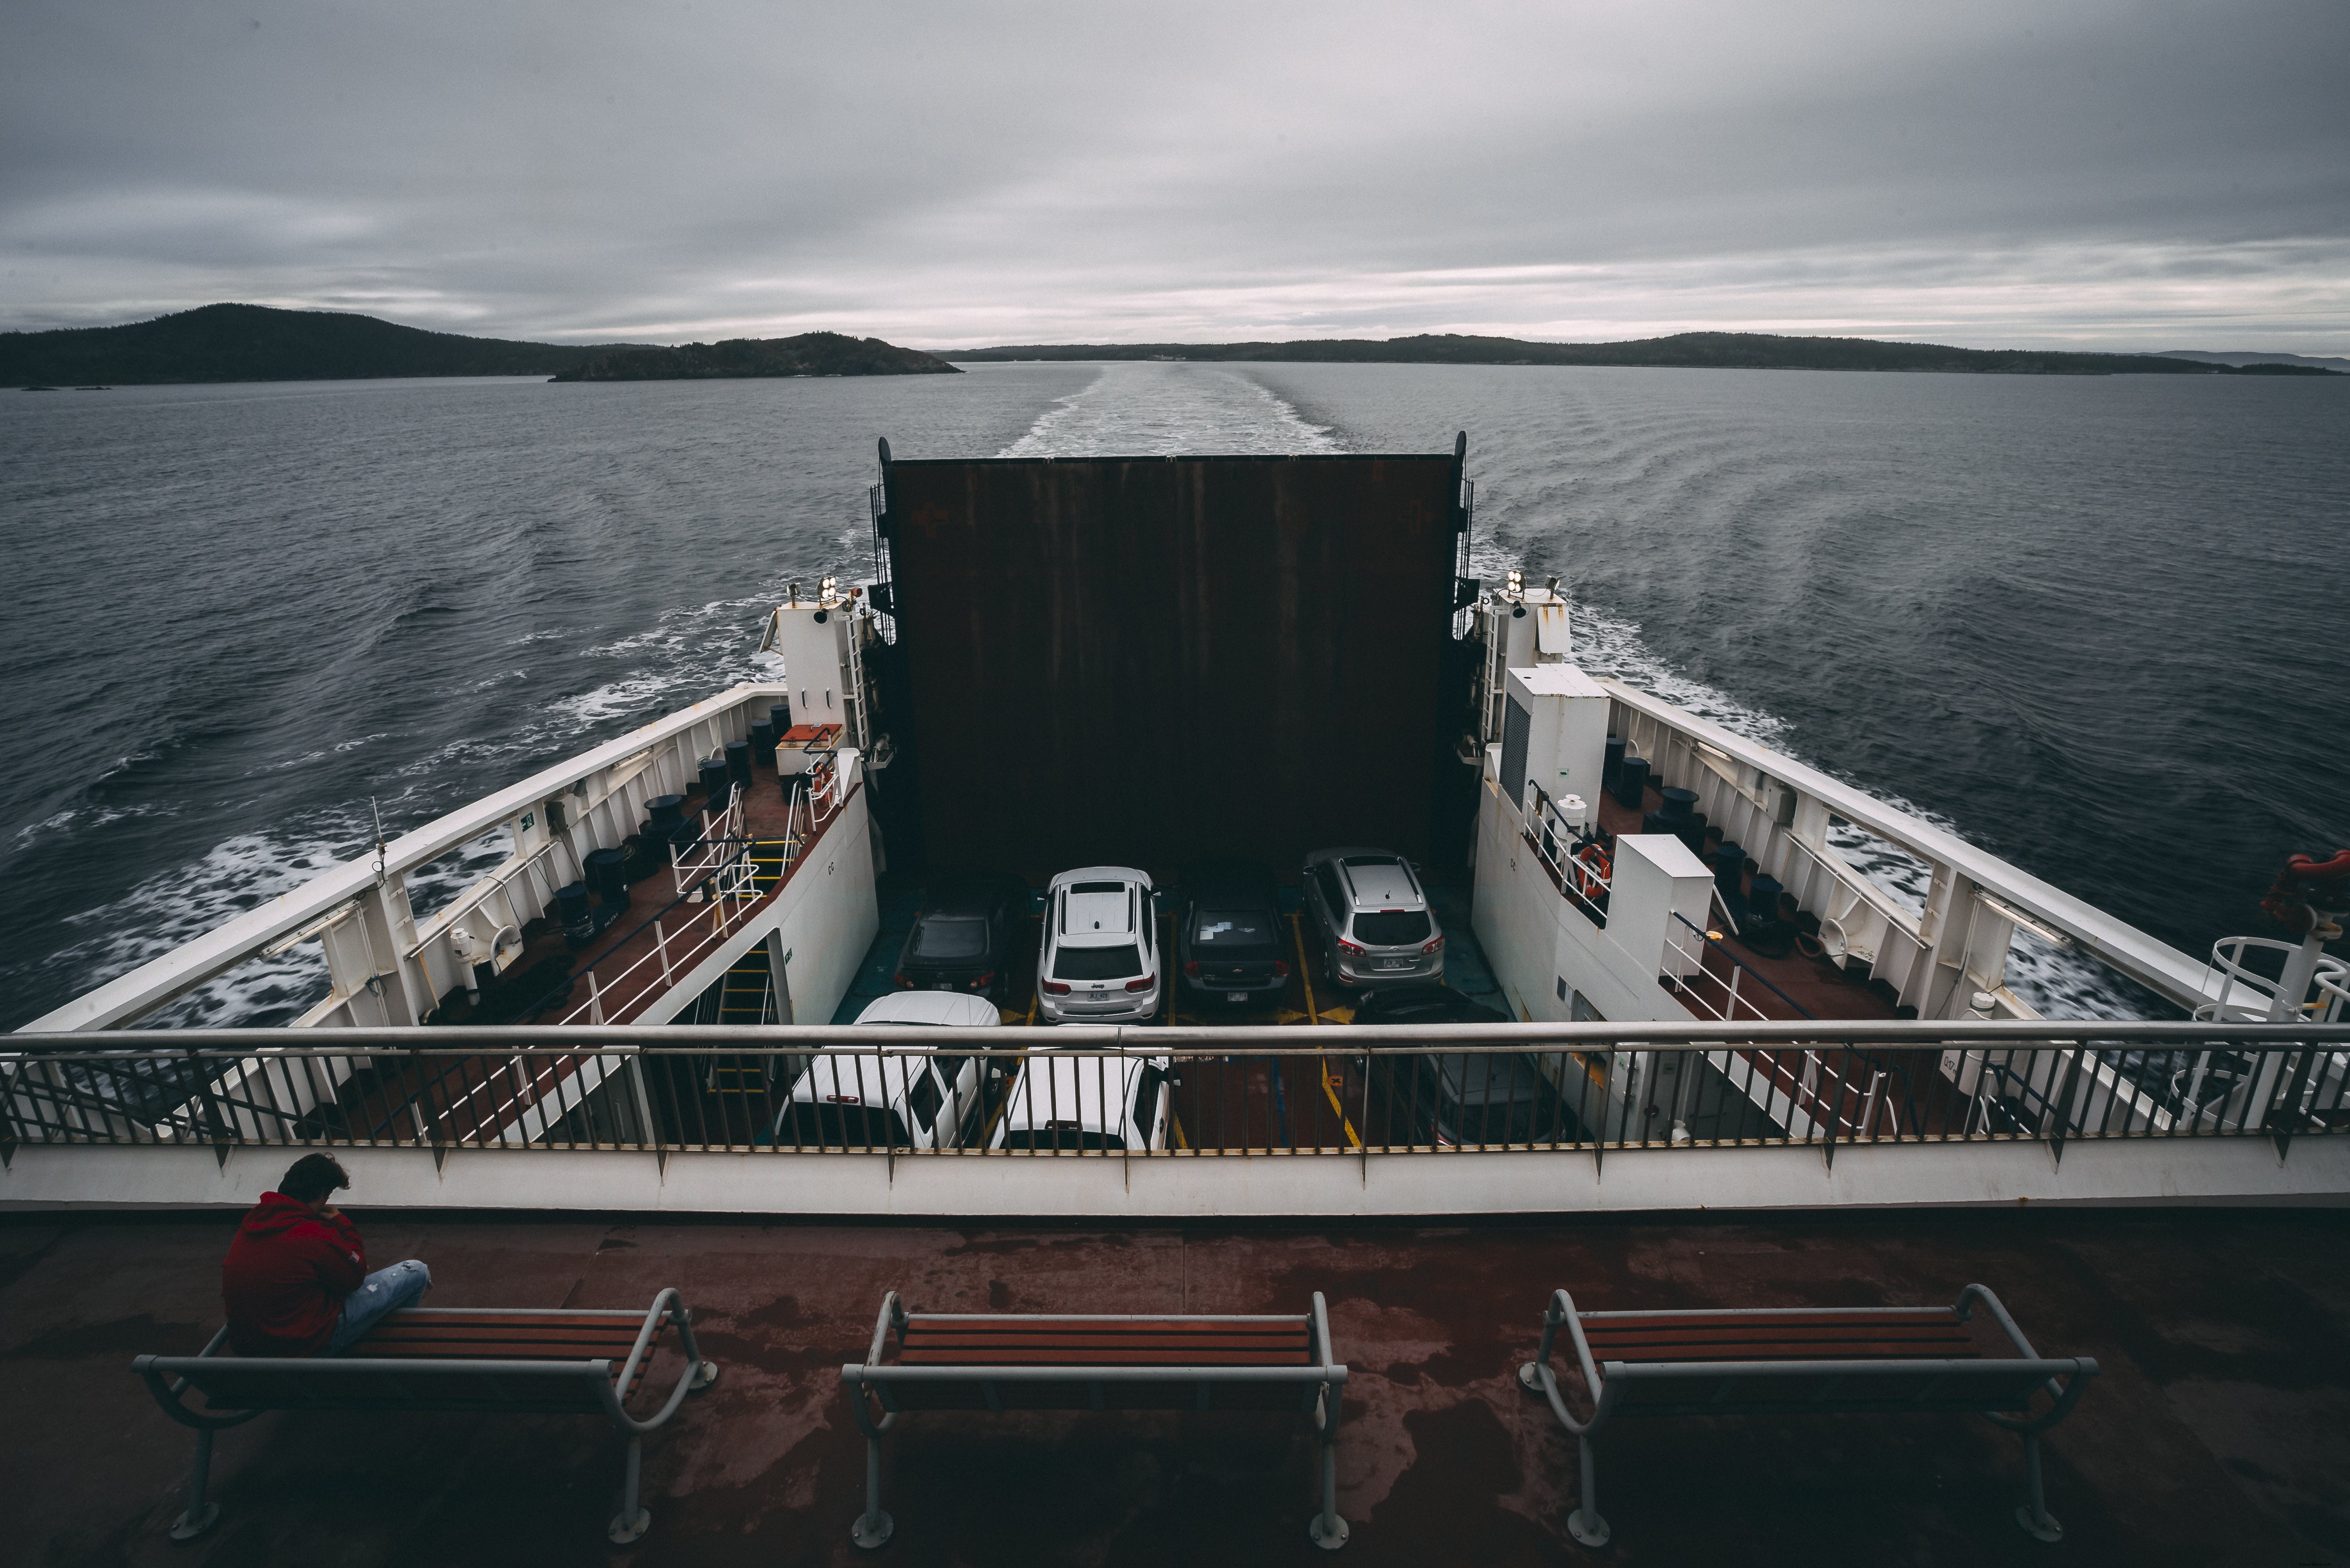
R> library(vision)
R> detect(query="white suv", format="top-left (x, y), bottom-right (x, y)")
top-left (990, 1051), bottom-right (1173, 1151)
top-left (1037, 866), bottom-right (1161, 1023)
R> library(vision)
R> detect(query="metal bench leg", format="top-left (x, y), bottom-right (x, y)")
top-left (608, 1433), bottom-right (652, 1545)
top-left (1567, 1435), bottom-right (1611, 1548)
top-left (168, 1429), bottom-right (221, 1541)
top-left (852, 1433), bottom-right (894, 1549)
top-left (671, 1302), bottom-right (720, 1392)
top-left (1309, 1384), bottom-right (1349, 1550)
top-left (2014, 1433), bottom-right (2062, 1543)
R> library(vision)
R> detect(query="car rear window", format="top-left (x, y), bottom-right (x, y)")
top-left (1194, 910), bottom-right (1275, 947)
top-left (1054, 943), bottom-right (1142, 980)
top-left (1000, 1126), bottom-right (1124, 1150)
top-left (1351, 910), bottom-right (1432, 946)
top-left (912, 917), bottom-right (988, 959)
top-left (774, 1102), bottom-right (911, 1148)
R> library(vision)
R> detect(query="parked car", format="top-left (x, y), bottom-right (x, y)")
top-left (1038, 866), bottom-right (1161, 1024)
top-left (1349, 984), bottom-right (1506, 1028)
top-left (1301, 847), bottom-right (1444, 990)
top-left (895, 871), bottom-right (1028, 1002)
top-left (990, 1051), bottom-right (1173, 1151)
top-left (1348, 985), bottom-right (1580, 1146)
top-left (1176, 860), bottom-right (1289, 1008)
top-left (770, 991), bottom-right (997, 1149)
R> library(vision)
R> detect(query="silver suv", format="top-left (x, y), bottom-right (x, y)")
top-left (1301, 847), bottom-right (1444, 991)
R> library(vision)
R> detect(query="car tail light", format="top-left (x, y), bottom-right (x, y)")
top-left (824, 1094), bottom-right (862, 1105)
top-left (1126, 974), bottom-right (1154, 992)
top-left (893, 971), bottom-right (910, 987)
top-left (1043, 980), bottom-right (1071, 995)
top-left (1184, 960), bottom-right (1200, 977)
top-left (1422, 935), bottom-right (1445, 954)
top-left (972, 972), bottom-right (995, 989)
top-left (1273, 959), bottom-right (1289, 978)
top-left (1339, 939), bottom-right (1366, 958)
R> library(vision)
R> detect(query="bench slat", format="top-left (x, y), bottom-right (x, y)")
top-left (1599, 1341), bottom-right (1985, 1365)
top-left (898, 1346), bottom-right (1313, 1367)
top-left (359, 1335), bottom-right (653, 1354)
top-left (902, 1331), bottom-right (1307, 1351)
top-left (902, 1318), bottom-right (1306, 1336)
top-left (1583, 1310), bottom-right (1963, 1330)
top-left (1584, 1331), bottom-right (1975, 1352)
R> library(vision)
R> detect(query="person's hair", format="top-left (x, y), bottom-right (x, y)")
top-left (278, 1153), bottom-right (350, 1205)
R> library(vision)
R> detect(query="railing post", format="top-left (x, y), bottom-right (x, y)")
top-left (588, 971), bottom-right (605, 1026)
top-left (657, 919), bottom-right (672, 987)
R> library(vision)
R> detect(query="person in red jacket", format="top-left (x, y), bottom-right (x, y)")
top-left (221, 1153), bottom-right (430, 1356)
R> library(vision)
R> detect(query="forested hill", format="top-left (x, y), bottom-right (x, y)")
top-left (550, 333), bottom-right (959, 380)
top-left (0, 304), bottom-right (646, 385)
top-left (947, 331), bottom-right (2331, 375)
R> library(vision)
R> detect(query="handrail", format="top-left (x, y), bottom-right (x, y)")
top-left (10, 1022), bottom-right (2344, 1161)
top-left (510, 839), bottom-right (761, 1026)
top-left (1670, 911), bottom-right (1818, 1022)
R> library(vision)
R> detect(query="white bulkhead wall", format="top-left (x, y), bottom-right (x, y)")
top-left (761, 601), bottom-right (852, 732)
top-left (1504, 663), bottom-right (1610, 815)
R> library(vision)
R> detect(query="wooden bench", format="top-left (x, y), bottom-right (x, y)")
top-left (841, 1290), bottom-right (1350, 1550)
top-left (133, 1290), bottom-right (718, 1545)
top-left (1519, 1283), bottom-right (2097, 1547)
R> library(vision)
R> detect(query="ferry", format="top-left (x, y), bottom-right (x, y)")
top-left (6, 438), bottom-right (2347, 1560)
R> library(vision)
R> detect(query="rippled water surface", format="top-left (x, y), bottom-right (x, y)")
top-left (3, 362), bottom-right (2343, 1026)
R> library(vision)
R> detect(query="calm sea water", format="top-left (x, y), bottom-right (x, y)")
top-left (2, 363), bottom-right (2343, 1027)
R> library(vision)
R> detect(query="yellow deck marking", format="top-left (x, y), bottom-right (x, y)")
top-left (1291, 914), bottom-right (1320, 1022)
top-left (1290, 914), bottom-right (1360, 1148)
top-left (1170, 1108), bottom-right (1191, 1150)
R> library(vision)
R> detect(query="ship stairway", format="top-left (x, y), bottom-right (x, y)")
top-left (748, 837), bottom-right (794, 895)
top-left (707, 936), bottom-right (779, 1094)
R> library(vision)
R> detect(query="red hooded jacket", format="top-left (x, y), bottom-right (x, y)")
top-left (221, 1192), bottom-right (366, 1356)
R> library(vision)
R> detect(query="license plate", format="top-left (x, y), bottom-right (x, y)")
top-left (1377, 959), bottom-right (1411, 970)
top-left (936, 980), bottom-right (956, 991)
top-left (1227, 991), bottom-right (1248, 1003)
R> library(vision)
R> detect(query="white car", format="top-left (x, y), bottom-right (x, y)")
top-left (1037, 866), bottom-right (1161, 1023)
top-left (989, 1051), bottom-right (1173, 1152)
top-left (770, 991), bottom-right (997, 1149)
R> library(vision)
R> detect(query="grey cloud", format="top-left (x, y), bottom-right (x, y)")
top-left (3, 0), bottom-right (2344, 350)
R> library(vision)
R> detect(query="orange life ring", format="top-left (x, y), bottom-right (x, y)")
top-left (1572, 843), bottom-right (1612, 901)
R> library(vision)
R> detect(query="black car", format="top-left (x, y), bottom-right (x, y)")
top-left (894, 872), bottom-right (1028, 1002)
top-left (1176, 860), bottom-right (1289, 1008)
top-left (1351, 986), bottom-right (1585, 1147)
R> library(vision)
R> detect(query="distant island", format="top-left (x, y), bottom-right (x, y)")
top-left (9, 307), bottom-right (2334, 387)
top-left (0, 304), bottom-right (652, 385)
top-left (0, 305), bottom-right (951, 386)
top-left (550, 333), bottom-right (958, 381)
top-left (946, 331), bottom-right (2340, 376)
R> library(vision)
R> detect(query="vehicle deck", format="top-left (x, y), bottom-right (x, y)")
top-left (7, 1207), bottom-right (2342, 1565)
top-left (817, 876), bottom-right (1519, 1153)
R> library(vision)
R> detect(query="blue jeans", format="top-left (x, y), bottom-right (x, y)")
top-left (328, 1260), bottom-right (432, 1354)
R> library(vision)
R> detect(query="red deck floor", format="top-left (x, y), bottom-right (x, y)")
top-left (5, 1207), bottom-right (2344, 1565)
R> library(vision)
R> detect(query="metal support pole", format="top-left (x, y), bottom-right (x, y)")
top-left (2014, 1433), bottom-right (2062, 1542)
top-left (168, 1428), bottom-right (221, 1540)
top-left (608, 1432), bottom-right (651, 1543)
top-left (1568, 1434), bottom-right (1610, 1547)
top-left (852, 1435), bottom-right (894, 1549)
top-left (1308, 1384), bottom-right (1349, 1549)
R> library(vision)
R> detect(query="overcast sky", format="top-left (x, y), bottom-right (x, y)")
top-left (4, 1), bottom-right (2345, 351)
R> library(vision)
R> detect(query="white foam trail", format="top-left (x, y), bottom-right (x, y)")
top-left (999, 362), bottom-right (1342, 457)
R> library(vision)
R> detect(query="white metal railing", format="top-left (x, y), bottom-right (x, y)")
top-left (561, 848), bottom-right (768, 1028)
top-left (668, 777), bottom-right (749, 898)
top-left (2196, 936), bottom-right (2350, 1024)
top-left (405, 842), bottom-right (565, 961)
top-left (1597, 680), bottom-right (2224, 1020)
